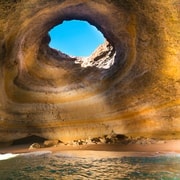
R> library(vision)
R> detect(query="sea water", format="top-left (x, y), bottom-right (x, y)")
top-left (0, 151), bottom-right (180, 180)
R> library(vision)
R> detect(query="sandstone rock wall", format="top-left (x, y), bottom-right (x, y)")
top-left (0, 0), bottom-right (179, 142)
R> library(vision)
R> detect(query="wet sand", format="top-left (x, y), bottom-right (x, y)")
top-left (0, 140), bottom-right (180, 157)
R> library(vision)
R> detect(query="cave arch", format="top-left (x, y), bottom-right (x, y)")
top-left (12, 2), bottom-right (135, 95)
top-left (1, 0), bottom-right (178, 143)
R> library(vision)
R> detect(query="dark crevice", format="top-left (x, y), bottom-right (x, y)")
top-left (12, 135), bottom-right (47, 145)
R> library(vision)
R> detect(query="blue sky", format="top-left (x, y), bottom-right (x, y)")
top-left (49, 20), bottom-right (105, 57)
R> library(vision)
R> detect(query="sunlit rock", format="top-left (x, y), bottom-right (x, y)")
top-left (29, 143), bottom-right (41, 150)
top-left (43, 140), bottom-right (59, 147)
top-left (75, 41), bottom-right (115, 69)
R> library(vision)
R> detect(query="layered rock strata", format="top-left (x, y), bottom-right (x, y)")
top-left (0, 0), bottom-right (179, 143)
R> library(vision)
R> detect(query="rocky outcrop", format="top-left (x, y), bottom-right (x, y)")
top-left (0, 0), bottom-right (179, 143)
top-left (75, 41), bottom-right (115, 69)
top-left (28, 134), bottom-right (167, 149)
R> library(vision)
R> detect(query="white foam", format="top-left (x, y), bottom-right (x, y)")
top-left (20, 151), bottom-right (52, 157)
top-left (0, 153), bottom-right (19, 160)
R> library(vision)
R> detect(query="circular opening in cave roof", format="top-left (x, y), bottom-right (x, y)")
top-left (49, 20), bottom-right (106, 57)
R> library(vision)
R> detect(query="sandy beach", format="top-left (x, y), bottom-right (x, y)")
top-left (0, 140), bottom-right (180, 157)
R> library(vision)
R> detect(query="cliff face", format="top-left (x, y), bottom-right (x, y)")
top-left (0, 0), bottom-right (179, 142)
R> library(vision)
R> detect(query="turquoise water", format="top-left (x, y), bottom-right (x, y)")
top-left (0, 152), bottom-right (180, 180)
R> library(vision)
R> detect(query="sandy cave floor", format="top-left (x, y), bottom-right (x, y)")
top-left (0, 140), bottom-right (180, 158)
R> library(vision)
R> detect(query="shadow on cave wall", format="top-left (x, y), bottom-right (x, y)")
top-left (12, 135), bottom-right (47, 145)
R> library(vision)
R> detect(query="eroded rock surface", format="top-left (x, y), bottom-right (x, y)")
top-left (75, 40), bottom-right (115, 69)
top-left (0, 0), bottom-right (179, 143)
